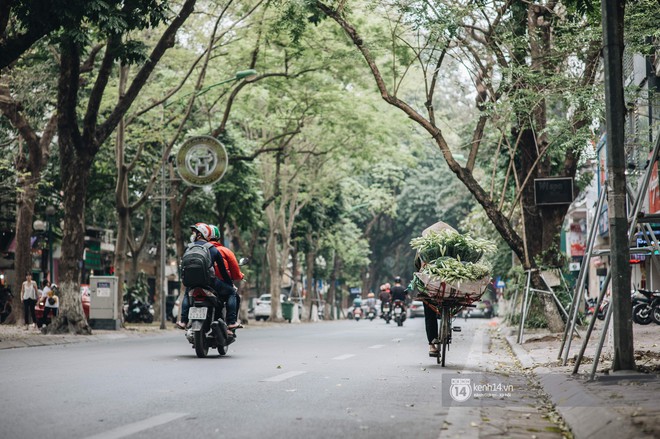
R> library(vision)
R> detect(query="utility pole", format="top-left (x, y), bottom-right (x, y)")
top-left (602, 0), bottom-right (635, 371)
top-left (160, 148), bottom-right (167, 330)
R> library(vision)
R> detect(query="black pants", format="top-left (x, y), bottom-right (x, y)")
top-left (23, 298), bottom-right (37, 325)
top-left (40, 307), bottom-right (58, 327)
top-left (423, 302), bottom-right (440, 344)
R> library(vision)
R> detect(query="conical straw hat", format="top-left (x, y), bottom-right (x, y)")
top-left (421, 221), bottom-right (457, 237)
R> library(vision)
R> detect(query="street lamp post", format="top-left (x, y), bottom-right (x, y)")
top-left (159, 69), bottom-right (257, 329)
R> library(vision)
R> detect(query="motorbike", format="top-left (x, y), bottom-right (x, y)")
top-left (353, 306), bottom-right (363, 321)
top-left (393, 300), bottom-right (406, 327)
top-left (185, 286), bottom-right (236, 357)
top-left (123, 299), bottom-right (154, 323)
top-left (366, 307), bottom-right (376, 321)
top-left (632, 289), bottom-right (660, 325)
top-left (381, 302), bottom-right (391, 324)
top-left (596, 297), bottom-right (609, 321)
top-left (184, 257), bottom-right (249, 358)
top-left (585, 297), bottom-right (597, 317)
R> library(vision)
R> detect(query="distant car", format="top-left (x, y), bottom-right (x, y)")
top-left (409, 300), bottom-right (425, 318)
top-left (254, 294), bottom-right (272, 321)
top-left (254, 294), bottom-right (302, 321)
top-left (462, 300), bottom-right (494, 318)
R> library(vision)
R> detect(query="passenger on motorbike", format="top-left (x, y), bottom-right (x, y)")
top-left (365, 292), bottom-right (376, 310)
top-left (390, 276), bottom-right (409, 311)
top-left (177, 223), bottom-right (240, 333)
top-left (209, 225), bottom-right (244, 331)
top-left (379, 283), bottom-right (391, 314)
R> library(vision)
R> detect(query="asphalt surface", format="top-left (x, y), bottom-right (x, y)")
top-left (0, 317), bottom-right (567, 439)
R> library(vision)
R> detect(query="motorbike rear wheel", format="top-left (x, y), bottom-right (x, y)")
top-left (633, 304), bottom-right (653, 325)
top-left (194, 330), bottom-right (209, 357)
top-left (650, 304), bottom-right (660, 325)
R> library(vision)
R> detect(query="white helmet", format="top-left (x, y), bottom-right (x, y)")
top-left (190, 223), bottom-right (211, 241)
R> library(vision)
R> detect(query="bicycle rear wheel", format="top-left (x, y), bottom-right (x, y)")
top-left (437, 306), bottom-right (451, 366)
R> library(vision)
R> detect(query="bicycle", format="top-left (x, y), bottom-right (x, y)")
top-left (425, 299), bottom-right (474, 367)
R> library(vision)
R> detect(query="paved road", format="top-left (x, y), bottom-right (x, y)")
top-left (0, 317), bottom-right (566, 439)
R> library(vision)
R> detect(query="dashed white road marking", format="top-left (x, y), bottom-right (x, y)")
top-left (368, 344), bottom-right (385, 349)
top-left (260, 371), bottom-right (307, 382)
top-left (84, 412), bottom-right (187, 439)
top-left (332, 354), bottom-right (355, 360)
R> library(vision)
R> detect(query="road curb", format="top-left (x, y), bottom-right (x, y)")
top-left (504, 335), bottom-right (647, 439)
top-left (0, 330), bottom-right (174, 350)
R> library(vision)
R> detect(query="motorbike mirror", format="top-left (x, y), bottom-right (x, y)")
top-left (238, 257), bottom-right (249, 266)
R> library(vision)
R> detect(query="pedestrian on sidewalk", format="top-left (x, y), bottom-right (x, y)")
top-left (20, 273), bottom-right (39, 329)
top-left (40, 280), bottom-right (52, 300)
top-left (39, 285), bottom-right (59, 328)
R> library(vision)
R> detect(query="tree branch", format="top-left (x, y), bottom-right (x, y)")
top-left (97, 0), bottom-right (197, 145)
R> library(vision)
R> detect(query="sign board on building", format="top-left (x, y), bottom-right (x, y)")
top-left (175, 136), bottom-right (228, 187)
top-left (534, 177), bottom-right (574, 206)
top-left (568, 262), bottom-right (581, 272)
top-left (648, 159), bottom-right (660, 213)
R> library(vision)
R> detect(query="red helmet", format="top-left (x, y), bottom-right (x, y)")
top-left (190, 223), bottom-right (212, 241)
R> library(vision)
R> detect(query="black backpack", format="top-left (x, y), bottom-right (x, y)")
top-left (181, 242), bottom-right (214, 288)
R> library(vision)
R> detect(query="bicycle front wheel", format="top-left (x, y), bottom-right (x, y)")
top-left (439, 307), bottom-right (452, 366)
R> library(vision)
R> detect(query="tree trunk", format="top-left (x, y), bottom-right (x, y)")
top-left (305, 247), bottom-right (315, 318)
top-left (328, 252), bottom-right (340, 320)
top-left (11, 182), bottom-right (37, 325)
top-left (290, 245), bottom-right (302, 320)
top-left (113, 64), bottom-right (129, 320)
top-left (114, 206), bottom-right (130, 321)
top-left (266, 229), bottom-right (282, 320)
top-left (49, 153), bottom-right (93, 334)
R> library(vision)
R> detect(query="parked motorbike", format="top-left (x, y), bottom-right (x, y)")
top-left (366, 307), bottom-right (376, 321)
top-left (585, 297), bottom-right (597, 317)
top-left (393, 300), bottom-right (406, 327)
top-left (596, 297), bottom-right (609, 321)
top-left (123, 299), bottom-right (154, 323)
top-left (353, 306), bottom-right (363, 321)
top-left (632, 289), bottom-right (660, 325)
top-left (381, 302), bottom-right (391, 324)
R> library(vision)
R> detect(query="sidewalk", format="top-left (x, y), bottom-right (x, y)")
top-left (502, 321), bottom-right (660, 439)
top-left (0, 318), bottom-right (295, 350)
top-left (0, 322), bottom-right (178, 350)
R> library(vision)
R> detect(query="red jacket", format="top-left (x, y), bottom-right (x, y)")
top-left (210, 241), bottom-right (244, 281)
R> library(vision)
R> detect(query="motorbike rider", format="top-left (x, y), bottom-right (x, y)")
top-left (378, 283), bottom-right (391, 315)
top-left (209, 225), bottom-right (245, 326)
top-left (352, 295), bottom-right (363, 315)
top-left (365, 292), bottom-right (376, 312)
top-left (390, 276), bottom-right (409, 312)
top-left (176, 223), bottom-right (241, 334)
